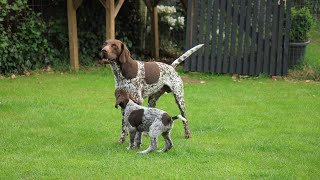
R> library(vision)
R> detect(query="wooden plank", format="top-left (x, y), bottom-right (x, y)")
top-left (249, 0), bottom-right (259, 75)
top-left (185, 0), bottom-right (193, 71)
top-left (204, 0), bottom-right (213, 72)
top-left (209, 0), bottom-right (219, 72)
top-left (222, 0), bottom-right (232, 73)
top-left (283, 0), bottom-right (291, 75)
top-left (229, 0), bottom-right (239, 73)
top-left (151, 6), bottom-right (159, 59)
top-left (216, 0), bottom-right (226, 73)
top-left (67, 0), bottom-right (79, 70)
top-left (243, 0), bottom-right (252, 75)
top-left (263, 0), bottom-right (272, 74)
top-left (106, 0), bottom-right (115, 39)
top-left (197, 0), bottom-right (206, 71)
top-left (74, 0), bottom-right (83, 10)
top-left (114, 0), bottom-right (125, 18)
top-left (236, 0), bottom-right (246, 74)
top-left (276, 0), bottom-right (285, 75)
top-left (256, 0), bottom-right (265, 74)
top-left (190, 0), bottom-right (199, 71)
top-left (270, 0), bottom-right (279, 75)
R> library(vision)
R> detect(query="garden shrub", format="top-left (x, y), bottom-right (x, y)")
top-left (0, 0), bottom-right (54, 75)
top-left (290, 7), bottom-right (315, 42)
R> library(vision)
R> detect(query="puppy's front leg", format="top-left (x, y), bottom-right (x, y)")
top-left (127, 128), bottom-right (137, 150)
top-left (118, 109), bottom-right (128, 144)
top-left (134, 131), bottom-right (142, 149)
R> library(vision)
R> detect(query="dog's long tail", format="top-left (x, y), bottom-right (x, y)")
top-left (171, 115), bottom-right (187, 123)
top-left (171, 44), bottom-right (204, 68)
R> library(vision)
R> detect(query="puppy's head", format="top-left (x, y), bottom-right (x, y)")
top-left (115, 89), bottom-right (130, 109)
top-left (100, 39), bottom-right (131, 64)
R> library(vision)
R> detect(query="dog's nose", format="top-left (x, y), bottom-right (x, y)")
top-left (101, 49), bottom-right (107, 58)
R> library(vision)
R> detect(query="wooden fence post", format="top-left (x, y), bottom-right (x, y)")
top-left (67, 0), bottom-right (81, 70)
top-left (106, 0), bottom-right (115, 39)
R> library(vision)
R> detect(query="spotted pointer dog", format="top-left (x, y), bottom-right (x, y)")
top-left (101, 39), bottom-right (203, 143)
top-left (115, 89), bottom-right (186, 154)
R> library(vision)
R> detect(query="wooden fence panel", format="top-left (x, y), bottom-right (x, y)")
top-left (204, 0), bottom-right (213, 72)
top-left (256, 0), bottom-right (265, 74)
top-left (210, 0), bottom-right (219, 72)
top-left (223, 0), bottom-right (232, 73)
top-left (185, 0), bottom-right (291, 76)
top-left (229, 0), bottom-right (239, 74)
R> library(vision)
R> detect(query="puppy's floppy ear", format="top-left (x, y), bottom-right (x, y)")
top-left (119, 43), bottom-right (131, 64)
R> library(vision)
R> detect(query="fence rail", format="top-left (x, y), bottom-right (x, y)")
top-left (184, 0), bottom-right (291, 76)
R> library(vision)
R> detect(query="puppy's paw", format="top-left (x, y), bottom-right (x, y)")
top-left (137, 151), bottom-right (148, 155)
top-left (185, 132), bottom-right (192, 139)
top-left (117, 138), bottom-right (126, 144)
top-left (127, 146), bottom-right (136, 150)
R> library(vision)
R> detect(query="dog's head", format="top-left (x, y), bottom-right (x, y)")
top-left (100, 39), bottom-right (131, 64)
top-left (114, 89), bottom-right (130, 109)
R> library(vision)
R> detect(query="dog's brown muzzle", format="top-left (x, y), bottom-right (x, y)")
top-left (99, 49), bottom-right (113, 64)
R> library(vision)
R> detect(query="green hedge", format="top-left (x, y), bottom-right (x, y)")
top-left (0, 0), bottom-right (54, 75)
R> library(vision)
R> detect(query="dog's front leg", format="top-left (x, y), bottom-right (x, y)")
top-left (134, 131), bottom-right (142, 149)
top-left (118, 109), bottom-right (128, 144)
top-left (127, 128), bottom-right (137, 150)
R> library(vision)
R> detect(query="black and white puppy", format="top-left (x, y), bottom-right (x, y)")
top-left (115, 89), bottom-right (186, 154)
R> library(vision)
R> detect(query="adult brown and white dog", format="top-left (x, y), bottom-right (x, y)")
top-left (100, 39), bottom-right (203, 143)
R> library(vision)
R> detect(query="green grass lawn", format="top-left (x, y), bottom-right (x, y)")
top-left (0, 68), bottom-right (319, 179)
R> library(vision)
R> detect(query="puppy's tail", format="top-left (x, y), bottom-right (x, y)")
top-left (171, 44), bottom-right (204, 68)
top-left (171, 115), bottom-right (187, 123)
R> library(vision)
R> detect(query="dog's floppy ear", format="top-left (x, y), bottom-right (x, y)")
top-left (119, 43), bottom-right (130, 64)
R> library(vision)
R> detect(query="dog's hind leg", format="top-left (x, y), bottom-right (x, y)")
top-left (137, 136), bottom-right (158, 154)
top-left (158, 131), bottom-right (173, 152)
top-left (172, 88), bottom-right (191, 139)
top-left (148, 86), bottom-right (170, 107)
top-left (148, 91), bottom-right (164, 107)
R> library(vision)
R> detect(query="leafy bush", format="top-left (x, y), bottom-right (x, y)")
top-left (157, 4), bottom-right (186, 57)
top-left (290, 7), bottom-right (315, 42)
top-left (292, 0), bottom-right (320, 15)
top-left (0, 0), bottom-right (54, 75)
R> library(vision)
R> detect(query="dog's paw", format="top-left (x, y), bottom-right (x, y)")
top-left (185, 132), bottom-right (192, 139)
top-left (137, 151), bottom-right (149, 155)
top-left (117, 138), bottom-right (126, 144)
top-left (127, 145), bottom-right (137, 150)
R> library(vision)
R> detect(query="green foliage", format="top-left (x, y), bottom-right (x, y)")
top-left (290, 7), bottom-right (315, 42)
top-left (292, 0), bottom-right (320, 15)
top-left (157, 4), bottom-right (186, 57)
top-left (0, 0), bottom-right (54, 75)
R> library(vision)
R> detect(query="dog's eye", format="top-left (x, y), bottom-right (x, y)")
top-left (111, 44), bottom-right (118, 50)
